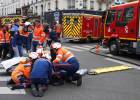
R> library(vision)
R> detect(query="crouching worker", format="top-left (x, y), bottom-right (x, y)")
top-left (9, 57), bottom-right (32, 90)
top-left (51, 42), bottom-right (82, 86)
top-left (30, 53), bottom-right (52, 97)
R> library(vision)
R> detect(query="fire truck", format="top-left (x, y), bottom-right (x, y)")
top-left (62, 10), bottom-right (103, 42)
top-left (103, 1), bottom-right (140, 55)
top-left (0, 15), bottom-right (24, 25)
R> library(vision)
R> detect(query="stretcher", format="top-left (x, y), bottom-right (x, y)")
top-left (0, 57), bottom-right (21, 72)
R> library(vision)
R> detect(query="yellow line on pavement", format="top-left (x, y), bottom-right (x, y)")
top-left (88, 65), bottom-right (133, 75)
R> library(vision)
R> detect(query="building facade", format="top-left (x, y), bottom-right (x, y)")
top-left (0, 0), bottom-right (128, 16)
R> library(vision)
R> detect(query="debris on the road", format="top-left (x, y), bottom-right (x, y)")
top-left (76, 69), bottom-right (88, 76)
top-left (88, 65), bottom-right (133, 75)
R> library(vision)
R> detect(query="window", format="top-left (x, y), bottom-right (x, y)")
top-left (117, 10), bottom-right (122, 21)
top-left (90, 0), bottom-right (94, 10)
top-left (122, 7), bottom-right (134, 23)
top-left (83, 0), bottom-right (87, 9)
top-left (66, 18), bottom-right (70, 25)
top-left (74, 18), bottom-right (78, 25)
top-left (106, 10), bottom-right (116, 24)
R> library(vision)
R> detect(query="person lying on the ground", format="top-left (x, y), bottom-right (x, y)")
top-left (7, 57), bottom-right (32, 90)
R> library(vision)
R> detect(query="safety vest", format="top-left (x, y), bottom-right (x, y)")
top-left (53, 48), bottom-right (74, 63)
top-left (11, 63), bottom-right (31, 84)
top-left (0, 30), bottom-right (10, 43)
top-left (55, 24), bottom-right (62, 33)
top-left (33, 26), bottom-right (45, 43)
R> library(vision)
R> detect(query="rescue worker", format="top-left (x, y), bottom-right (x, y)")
top-left (10, 57), bottom-right (32, 90)
top-left (32, 20), bottom-right (45, 52)
top-left (51, 42), bottom-right (82, 86)
top-left (30, 53), bottom-right (52, 97)
top-left (0, 25), bottom-right (11, 60)
top-left (55, 21), bottom-right (62, 41)
top-left (18, 23), bottom-right (30, 56)
top-left (10, 19), bottom-right (19, 57)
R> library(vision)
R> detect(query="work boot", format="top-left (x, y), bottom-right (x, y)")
top-left (11, 85), bottom-right (24, 90)
top-left (37, 84), bottom-right (46, 97)
top-left (31, 84), bottom-right (38, 97)
top-left (7, 79), bottom-right (15, 85)
top-left (72, 73), bottom-right (82, 86)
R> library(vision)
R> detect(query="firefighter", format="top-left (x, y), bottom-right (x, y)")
top-left (55, 21), bottom-right (62, 41)
top-left (18, 23), bottom-right (30, 56)
top-left (32, 20), bottom-right (45, 52)
top-left (10, 57), bottom-right (32, 90)
top-left (10, 19), bottom-right (20, 57)
top-left (50, 42), bottom-right (82, 86)
top-left (30, 57), bottom-right (52, 97)
top-left (0, 25), bottom-right (11, 61)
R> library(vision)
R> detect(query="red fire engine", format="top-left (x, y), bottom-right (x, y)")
top-left (103, 1), bottom-right (140, 55)
top-left (62, 10), bottom-right (103, 42)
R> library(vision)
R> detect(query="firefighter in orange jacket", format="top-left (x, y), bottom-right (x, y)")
top-left (0, 25), bottom-right (11, 60)
top-left (18, 24), bottom-right (30, 54)
top-left (11, 57), bottom-right (32, 90)
top-left (55, 21), bottom-right (62, 40)
top-left (32, 20), bottom-right (45, 52)
top-left (51, 42), bottom-right (82, 86)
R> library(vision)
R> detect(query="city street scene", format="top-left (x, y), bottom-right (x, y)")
top-left (0, 0), bottom-right (140, 100)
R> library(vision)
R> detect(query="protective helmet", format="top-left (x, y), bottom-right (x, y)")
top-left (29, 52), bottom-right (38, 59)
top-left (42, 53), bottom-right (51, 60)
top-left (19, 57), bottom-right (29, 63)
top-left (36, 46), bottom-right (44, 54)
top-left (25, 22), bottom-right (31, 26)
top-left (51, 42), bottom-right (62, 49)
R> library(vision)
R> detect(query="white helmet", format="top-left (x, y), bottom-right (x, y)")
top-left (42, 53), bottom-right (51, 60)
top-left (36, 46), bottom-right (44, 54)
top-left (25, 22), bottom-right (31, 26)
top-left (29, 52), bottom-right (38, 59)
top-left (51, 42), bottom-right (62, 49)
top-left (19, 57), bottom-right (29, 63)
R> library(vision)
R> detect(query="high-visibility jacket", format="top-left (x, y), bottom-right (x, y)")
top-left (55, 24), bottom-right (62, 33)
top-left (33, 26), bottom-right (45, 43)
top-left (0, 30), bottom-right (10, 44)
top-left (11, 62), bottom-right (31, 83)
top-left (53, 48), bottom-right (74, 63)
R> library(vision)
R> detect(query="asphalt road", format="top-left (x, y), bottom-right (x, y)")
top-left (0, 42), bottom-right (140, 100)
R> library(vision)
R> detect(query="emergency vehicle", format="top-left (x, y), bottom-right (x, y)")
top-left (0, 15), bottom-right (24, 25)
top-left (62, 10), bottom-right (103, 42)
top-left (103, 1), bottom-right (140, 55)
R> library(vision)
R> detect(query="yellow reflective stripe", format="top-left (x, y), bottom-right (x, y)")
top-left (41, 33), bottom-right (45, 37)
top-left (55, 58), bottom-right (61, 62)
top-left (57, 54), bottom-right (62, 58)
top-left (64, 51), bottom-right (71, 58)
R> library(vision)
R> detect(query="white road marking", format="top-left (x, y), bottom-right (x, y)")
top-left (0, 87), bottom-right (26, 94)
top-left (82, 45), bottom-right (94, 48)
top-left (72, 46), bottom-right (90, 50)
top-left (0, 76), bottom-right (11, 81)
top-left (105, 58), bottom-right (140, 70)
top-left (63, 46), bottom-right (83, 52)
top-left (0, 69), bottom-right (6, 73)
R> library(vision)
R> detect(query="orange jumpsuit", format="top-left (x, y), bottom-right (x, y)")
top-left (11, 62), bottom-right (31, 84)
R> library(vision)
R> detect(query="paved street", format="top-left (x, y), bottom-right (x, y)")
top-left (0, 42), bottom-right (140, 100)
